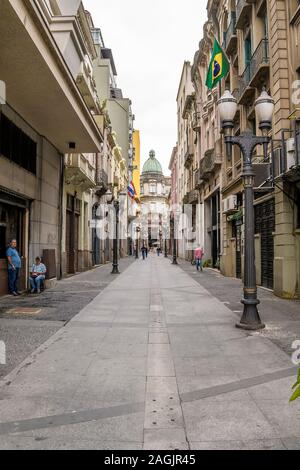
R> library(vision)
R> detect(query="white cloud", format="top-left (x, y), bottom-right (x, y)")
top-left (84, 0), bottom-right (207, 174)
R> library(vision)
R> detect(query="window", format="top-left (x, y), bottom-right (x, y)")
top-left (150, 183), bottom-right (156, 194)
top-left (0, 113), bottom-right (37, 175)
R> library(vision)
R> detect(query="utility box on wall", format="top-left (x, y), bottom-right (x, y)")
top-left (42, 249), bottom-right (57, 280)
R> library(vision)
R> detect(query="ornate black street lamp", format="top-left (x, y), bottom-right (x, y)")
top-left (218, 89), bottom-right (274, 330)
top-left (111, 198), bottom-right (120, 274)
top-left (170, 214), bottom-right (178, 265)
top-left (164, 238), bottom-right (168, 258)
top-left (135, 225), bottom-right (140, 259)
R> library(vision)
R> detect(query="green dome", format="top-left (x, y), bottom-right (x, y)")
top-left (142, 150), bottom-right (163, 175)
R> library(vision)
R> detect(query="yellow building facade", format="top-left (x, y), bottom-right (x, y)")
top-left (133, 130), bottom-right (141, 198)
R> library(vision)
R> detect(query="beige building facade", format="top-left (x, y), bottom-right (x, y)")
top-left (170, 0), bottom-right (300, 298)
top-left (0, 0), bottom-right (135, 294)
top-left (209, 0), bottom-right (300, 298)
top-left (0, 0), bottom-right (103, 293)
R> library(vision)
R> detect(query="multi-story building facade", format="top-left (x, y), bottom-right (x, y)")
top-left (133, 130), bottom-right (141, 200)
top-left (58, 3), bottom-right (102, 276)
top-left (0, 0), bottom-right (103, 293)
top-left (0, 1), bottom-right (138, 294)
top-left (169, 146), bottom-right (179, 208)
top-left (170, 0), bottom-right (300, 297)
top-left (208, 0), bottom-right (300, 297)
top-left (176, 62), bottom-right (199, 260)
top-left (140, 151), bottom-right (171, 249)
top-left (191, 20), bottom-right (222, 268)
top-left (92, 25), bottom-right (135, 259)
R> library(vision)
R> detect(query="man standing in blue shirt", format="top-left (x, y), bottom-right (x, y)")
top-left (6, 239), bottom-right (22, 296)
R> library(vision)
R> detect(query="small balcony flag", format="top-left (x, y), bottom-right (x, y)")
top-left (128, 181), bottom-right (136, 199)
top-left (206, 38), bottom-right (229, 90)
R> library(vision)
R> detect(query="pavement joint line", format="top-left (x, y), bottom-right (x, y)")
top-left (0, 402), bottom-right (145, 436)
top-left (180, 366), bottom-right (298, 403)
top-left (69, 322), bottom-right (149, 329)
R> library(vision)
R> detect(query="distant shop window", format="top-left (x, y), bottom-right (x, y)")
top-left (0, 113), bottom-right (37, 175)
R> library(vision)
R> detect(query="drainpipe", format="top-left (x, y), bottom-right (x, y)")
top-left (58, 153), bottom-right (64, 280)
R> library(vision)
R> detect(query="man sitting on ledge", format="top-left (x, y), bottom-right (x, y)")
top-left (29, 257), bottom-right (47, 294)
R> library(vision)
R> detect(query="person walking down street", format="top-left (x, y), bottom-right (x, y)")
top-left (157, 247), bottom-right (161, 257)
top-left (194, 246), bottom-right (204, 272)
top-left (141, 246), bottom-right (147, 260)
top-left (29, 257), bottom-right (47, 294)
top-left (6, 239), bottom-right (22, 296)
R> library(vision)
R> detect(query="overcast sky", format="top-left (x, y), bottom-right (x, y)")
top-left (84, 0), bottom-right (207, 175)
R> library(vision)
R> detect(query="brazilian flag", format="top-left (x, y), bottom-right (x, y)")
top-left (206, 38), bottom-right (230, 90)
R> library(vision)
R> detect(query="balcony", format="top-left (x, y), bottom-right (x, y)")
top-left (95, 169), bottom-right (108, 196)
top-left (187, 189), bottom-right (199, 204)
top-left (65, 154), bottom-right (96, 191)
top-left (184, 145), bottom-right (194, 168)
top-left (182, 93), bottom-right (195, 119)
top-left (238, 39), bottom-right (270, 104)
top-left (223, 13), bottom-right (237, 55)
top-left (200, 148), bottom-right (222, 180)
top-left (76, 59), bottom-right (99, 112)
top-left (236, 0), bottom-right (254, 29)
top-left (192, 112), bottom-right (202, 132)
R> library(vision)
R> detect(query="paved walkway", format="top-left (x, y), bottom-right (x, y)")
top-left (0, 255), bottom-right (299, 450)
top-left (0, 258), bottom-right (134, 378)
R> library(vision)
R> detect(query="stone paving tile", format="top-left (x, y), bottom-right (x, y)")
top-left (182, 390), bottom-right (277, 442)
top-left (147, 356), bottom-right (175, 377)
top-left (145, 377), bottom-right (178, 397)
top-left (148, 333), bottom-right (170, 344)
top-left (143, 429), bottom-right (188, 450)
top-left (281, 437), bottom-right (300, 450)
top-left (190, 439), bottom-right (285, 450)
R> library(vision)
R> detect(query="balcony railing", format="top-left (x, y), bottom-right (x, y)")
top-left (223, 13), bottom-right (237, 55)
top-left (65, 154), bottom-right (96, 190)
top-left (238, 39), bottom-right (269, 103)
top-left (200, 148), bottom-right (222, 180)
top-left (187, 189), bottom-right (198, 204)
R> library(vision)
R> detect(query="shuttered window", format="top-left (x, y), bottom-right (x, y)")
top-left (0, 113), bottom-right (37, 175)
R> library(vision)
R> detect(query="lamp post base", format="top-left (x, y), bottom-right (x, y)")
top-left (172, 259), bottom-right (178, 265)
top-left (111, 265), bottom-right (120, 275)
top-left (236, 299), bottom-right (265, 331)
top-left (236, 321), bottom-right (265, 331)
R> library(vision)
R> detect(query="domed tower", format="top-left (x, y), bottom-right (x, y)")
top-left (140, 150), bottom-right (171, 248)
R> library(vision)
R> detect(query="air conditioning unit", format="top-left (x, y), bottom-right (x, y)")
top-left (223, 195), bottom-right (238, 214)
top-left (286, 138), bottom-right (295, 154)
top-left (287, 153), bottom-right (296, 171)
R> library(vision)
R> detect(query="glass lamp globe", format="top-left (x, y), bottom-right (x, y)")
top-left (217, 90), bottom-right (238, 124)
top-left (255, 89), bottom-right (274, 129)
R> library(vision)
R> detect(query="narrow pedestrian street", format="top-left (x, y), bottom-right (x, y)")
top-left (0, 255), bottom-right (299, 450)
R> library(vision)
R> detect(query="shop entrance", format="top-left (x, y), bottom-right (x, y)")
top-left (0, 191), bottom-right (28, 295)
